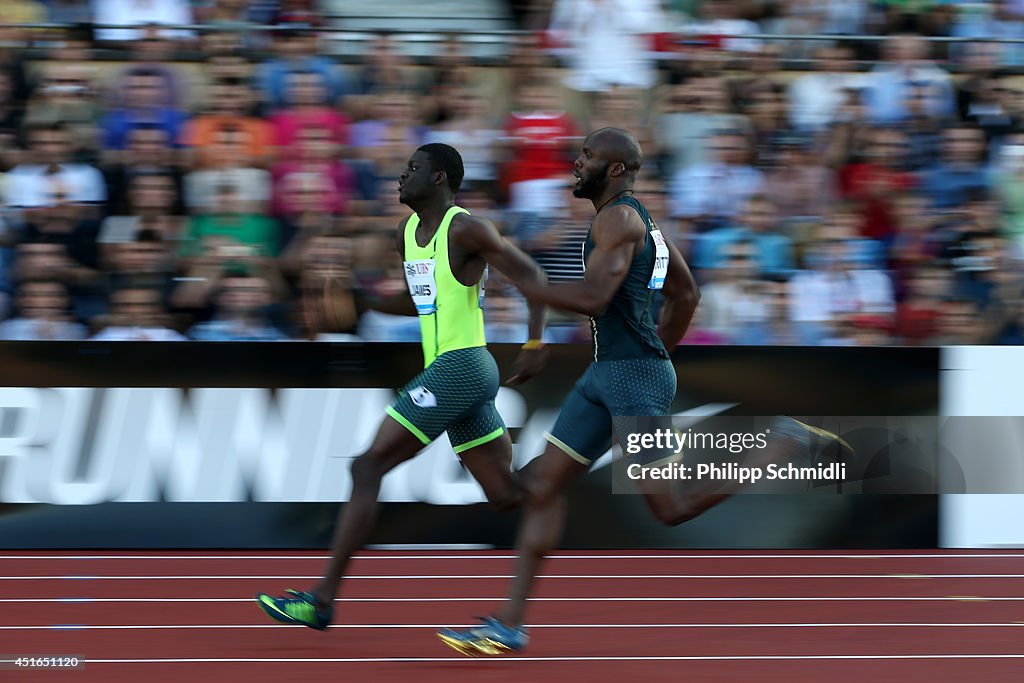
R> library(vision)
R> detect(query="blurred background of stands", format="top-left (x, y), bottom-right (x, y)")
top-left (0, 0), bottom-right (1023, 346)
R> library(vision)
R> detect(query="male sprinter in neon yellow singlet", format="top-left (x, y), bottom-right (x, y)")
top-left (256, 143), bottom-right (548, 630)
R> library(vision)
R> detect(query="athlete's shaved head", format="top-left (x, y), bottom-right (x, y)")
top-left (587, 127), bottom-right (643, 177)
top-left (573, 127), bottom-right (646, 202)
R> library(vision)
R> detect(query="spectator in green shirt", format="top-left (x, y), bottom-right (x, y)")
top-left (182, 182), bottom-right (279, 258)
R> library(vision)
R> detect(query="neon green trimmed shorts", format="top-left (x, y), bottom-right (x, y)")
top-left (385, 346), bottom-right (506, 454)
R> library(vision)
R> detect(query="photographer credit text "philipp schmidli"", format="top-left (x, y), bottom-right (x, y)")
top-left (623, 428), bottom-right (847, 484)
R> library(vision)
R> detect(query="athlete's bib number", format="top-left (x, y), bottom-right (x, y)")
top-left (648, 229), bottom-right (668, 290)
top-left (404, 259), bottom-right (437, 315)
top-left (479, 265), bottom-right (488, 308)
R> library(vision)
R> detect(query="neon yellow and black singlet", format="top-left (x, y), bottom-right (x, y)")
top-left (402, 205), bottom-right (486, 367)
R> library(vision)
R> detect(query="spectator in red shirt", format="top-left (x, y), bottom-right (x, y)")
top-left (895, 264), bottom-right (951, 344)
top-left (269, 70), bottom-right (349, 163)
top-left (272, 124), bottom-right (354, 218)
top-left (840, 127), bottom-right (916, 243)
top-left (500, 77), bottom-right (579, 215)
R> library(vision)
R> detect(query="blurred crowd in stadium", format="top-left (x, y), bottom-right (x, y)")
top-left (0, 0), bottom-right (1023, 345)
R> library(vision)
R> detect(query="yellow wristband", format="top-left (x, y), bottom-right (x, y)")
top-left (522, 339), bottom-right (544, 350)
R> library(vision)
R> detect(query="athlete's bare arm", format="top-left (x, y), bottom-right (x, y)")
top-left (451, 213), bottom-right (547, 338)
top-left (351, 216), bottom-right (418, 317)
top-left (451, 213), bottom-right (549, 384)
top-left (656, 238), bottom-right (700, 349)
top-left (516, 204), bottom-right (644, 317)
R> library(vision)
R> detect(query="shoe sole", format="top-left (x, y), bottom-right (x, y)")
top-left (787, 418), bottom-right (854, 455)
top-left (437, 633), bottom-right (482, 657)
top-left (437, 633), bottom-right (518, 656)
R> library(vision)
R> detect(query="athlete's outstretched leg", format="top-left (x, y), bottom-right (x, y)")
top-left (310, 415), bottom-right (429, 607)
top-left (437, 442), bottom-right (587, 654)
top-left (639, 416), bottom-right (853, 525)
top-left (439, 365), bottom-right (609, 654)
top-left (256, 414), bottom-right (425, 628)
top-left (493, 442), bottom-right (587, 627)
top-left (298, 345), bottom-right (515, 616)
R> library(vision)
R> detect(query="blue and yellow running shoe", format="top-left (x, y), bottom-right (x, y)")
top-left (437, 617), bottom-right (528, 656)
top-left (785, 417), bottom-right (855, 462)
top-left (255, 589), bottom-right (333, 630)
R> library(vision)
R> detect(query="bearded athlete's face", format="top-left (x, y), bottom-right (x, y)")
top-left (572, 137), bottom-right (611, 200)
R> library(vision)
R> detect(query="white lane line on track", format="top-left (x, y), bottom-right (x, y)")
top-left (3, 623), bottom-right (1024, 630)
top-left (7, 654), bottom-right (1024, 663)
top-left (0, 596), bottom-right (1019, 603)
top-left (2, 553), bottom-right (1024, 560)
top-left (0, 574), bottom-right (1020, 580)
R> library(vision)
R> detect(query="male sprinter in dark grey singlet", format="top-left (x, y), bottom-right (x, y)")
top-left (440, 129), bottom-right (851, 655)
top-left (438, 128), bottom-right (703, 654)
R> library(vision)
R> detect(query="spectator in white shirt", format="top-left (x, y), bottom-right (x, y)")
top-left (821, 0), bottom-right (869, 36)
top-left (424, 85), bottom-right (503, 191)
top-left (3, 123), bottom-right (106, 212)
top-left (685, 0), bottom-right (762, 53)
top-left (864, 33), bottom-right (956, 125)
top-left (788, 46), bottom-right (866, 132)
top-left (697, 238), bottom-right (771, 341)
top-left (788, 227), bottom-right (895, 344)
top-left (0, 279), bottom-right (87, 340)
top-left (91, 0), bottom-right (194, 42)
top-left (91, 285), bottom-right (187, 340)
top-left (547, 0), bottom-right (663, 92)
top-left (669, 129), bottom-right (764, 231)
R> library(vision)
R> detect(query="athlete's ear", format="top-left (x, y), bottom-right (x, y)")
top-left (609, 162), bottom-right (626, 177)
top-left (433, 171), bottom-right (447, 186)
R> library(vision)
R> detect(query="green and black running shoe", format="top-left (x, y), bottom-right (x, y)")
top-left (255, 589), bottom-right (333, 630)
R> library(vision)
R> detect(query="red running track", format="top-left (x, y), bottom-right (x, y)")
top-left (1, 550), bottom-right (1023, 682)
